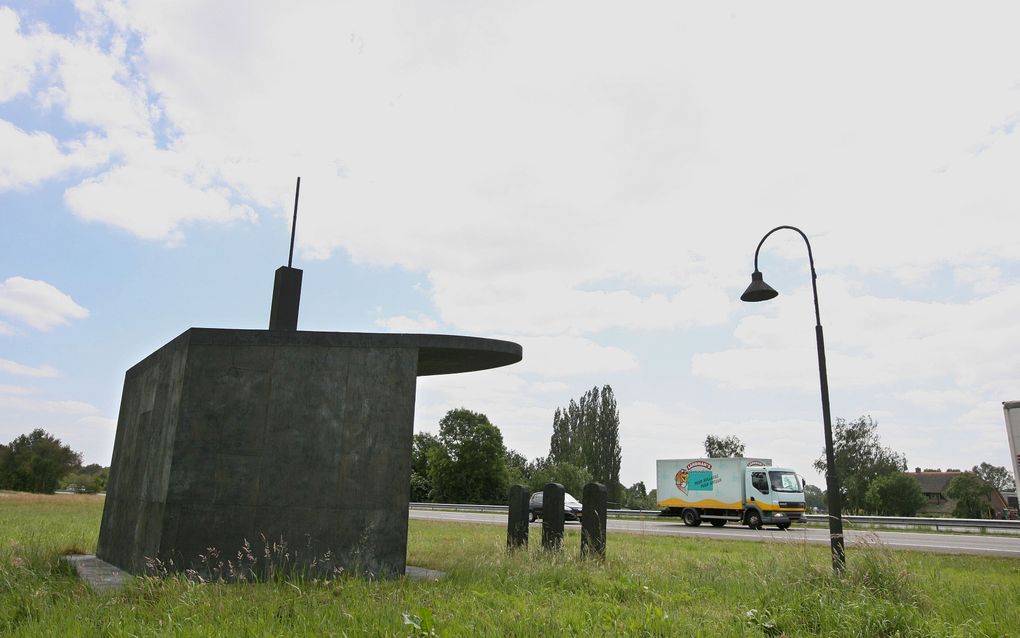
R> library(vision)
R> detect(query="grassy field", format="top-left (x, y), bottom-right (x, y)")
top-left (1, 491), bottom-right (1018, 637)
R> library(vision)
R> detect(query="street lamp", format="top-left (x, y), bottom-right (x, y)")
top-left (740, 225), bottom-right (845, 572)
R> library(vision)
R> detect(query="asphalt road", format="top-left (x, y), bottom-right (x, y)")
top-left (409, 509), bottom-right (1020, 558)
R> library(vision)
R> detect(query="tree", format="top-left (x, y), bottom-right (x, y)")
top-left (410, 432), bottom-right (442, 501)
top-left (63, 463), bottom-right (110, 494)
top-left (548, 385), bottom-right (622, 501)
top-left (704, 435), bottom-right (745, 458)
top-left (0, 429), bottom-right (82, 494)
top-left (427, 408), bottom-right (508, 504)
top-left (972, 462), bottom-right (1015, 492)
top-left (549, 405), bottom-right (580, 467)
top-left (947, 472), bottom-right (993, 519)
top-left (864, 473), bottom-right (926, 516)
top-left (812, 415), bottom-right (907, 513)
top-left (505, 448), bottom-right (530, 487)
top-left (804, 484), bottom-right (826, 512)
top-left (93, 466), bottom-right (110, 492)
top-left (620, 481), bottom-right (657, 510)
top-left (528, 460), bottom-right (591, 499)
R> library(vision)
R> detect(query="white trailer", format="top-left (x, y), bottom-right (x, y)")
top-left (656, 458), bottom-right (806, 529)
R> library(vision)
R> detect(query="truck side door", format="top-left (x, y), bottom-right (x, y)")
top-left (748, 470), bottom-right (770, 500)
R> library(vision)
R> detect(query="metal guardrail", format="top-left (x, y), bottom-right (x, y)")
top-left (410, 503), bottom-right (1020, 532)
top-left (804, 513), bottom-right (1020, 531)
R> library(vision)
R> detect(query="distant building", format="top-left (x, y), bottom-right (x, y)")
top-left (907, 469), bottom-right (1010, 518)
top-left (1003, 491), bottom-right (1018, 518)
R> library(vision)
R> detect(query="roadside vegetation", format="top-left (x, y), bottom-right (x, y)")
top-left (2, 490), bottom-right (1019, 636)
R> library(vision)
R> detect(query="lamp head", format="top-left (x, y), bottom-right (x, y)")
top-left (740, 270), bottom-right (779, 302)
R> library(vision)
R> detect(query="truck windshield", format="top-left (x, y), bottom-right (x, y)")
top-left (769, 471), bottom-right (801, 493)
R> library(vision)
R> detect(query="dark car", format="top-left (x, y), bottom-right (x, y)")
top-left (528, 491), bottom-right (583, 522)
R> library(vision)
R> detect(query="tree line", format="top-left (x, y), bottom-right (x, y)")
top-left (814, 415), bottom-right (1013, 518)
top-left (8, 408), bottom-right (1009, 519)
top-left (707, 416), bottom-right (1014, 518)
top-left (412, 385), bottom-right (654, 508)
top-left (0, 429), bottom-right (108, 494)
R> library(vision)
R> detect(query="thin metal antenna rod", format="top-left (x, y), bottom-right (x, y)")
top-left (288, 176), bottom-right (301, 268)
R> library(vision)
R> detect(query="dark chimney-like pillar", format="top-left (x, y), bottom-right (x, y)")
top-left (269, 266), bottom-right (302, 330)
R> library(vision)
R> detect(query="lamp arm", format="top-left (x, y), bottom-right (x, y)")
top-left (751, 225), bottom-right (821, 326)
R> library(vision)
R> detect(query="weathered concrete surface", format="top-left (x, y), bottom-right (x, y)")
top-left (542, 483), bottom-right (565, 551)
top-left (581, 482), bottom-right (607, 559)
top-left (269, 266), bottom-right (303, 330)
top-left (506, 484), bottom-right (530, 551)
top-left (98, 329), bottom-right (521, 579)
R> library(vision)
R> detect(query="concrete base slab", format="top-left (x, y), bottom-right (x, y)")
top-left (65, 554), bottom-right (443, 591)
top-left (65, 555), bottom-right (129, 592)
top-left (404, 565), bottom-right (445, 581)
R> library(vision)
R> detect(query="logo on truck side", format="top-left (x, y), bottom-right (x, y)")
top-left (675, 461), bottom-right (714, 496)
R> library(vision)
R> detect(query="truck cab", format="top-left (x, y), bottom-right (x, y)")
top-left (743, 466), bottom-right (806, 530)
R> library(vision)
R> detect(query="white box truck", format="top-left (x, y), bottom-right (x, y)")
top-left (656, 458), bottom-right (806, 529)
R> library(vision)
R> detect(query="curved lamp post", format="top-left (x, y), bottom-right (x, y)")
top-left (740, 225), bottom-right (845, 572)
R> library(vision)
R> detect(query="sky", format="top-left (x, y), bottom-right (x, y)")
top-left (2, 1), bottom-right (1020, 492)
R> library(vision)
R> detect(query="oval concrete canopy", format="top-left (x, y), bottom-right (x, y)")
top-left (413, 333), bottom-right (522, 376)
top-left (171, 329), bottom-right (522, 377)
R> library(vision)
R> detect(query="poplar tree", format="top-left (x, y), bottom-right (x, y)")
top-left (548, 385), bottom-right (622, 502)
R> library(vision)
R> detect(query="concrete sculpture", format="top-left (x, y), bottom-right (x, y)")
top-left (96, 179), bottom-right (522, 577)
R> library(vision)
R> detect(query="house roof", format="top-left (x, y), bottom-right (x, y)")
top-left (909, 471), bottom-right (960, 494)
top-left (906, 471), bottom-right (1011, 511)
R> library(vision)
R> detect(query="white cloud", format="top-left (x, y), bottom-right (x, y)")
top-left (64, 160), bottom-right (255, 242)
top-left (429, 272), bottom-right (733, 337)
top-left (415, 368), bottom-right (555, 457)
top-left (694, 280), bottom-right (1020, 395)
top-left (49, 29), bottom-right (153, 142)
top-left (0, 393), bottom-right (98, 415)
top-left (0, 276), bottom-right (89, 331)
top-left (9, 2), bottom-right (1020, 322)
top-left (0, 7), bottom-right (53, 101)
top-left (0, 384), bottom-right (34, 395)
top-left (895, 389), bottom-right (983, 412)
top-left (512, 335), bottom-right (639, 378)
top-left (0, 119), bottom-right (107, 189)
top-left (375, 314), bottom-right (440, 332)
top-left (954, 265), bottom-right (1002, 295)
top-left (0, 358), bottom-right (60, 378)
top-left (74, 415), bottom-right (116, 429)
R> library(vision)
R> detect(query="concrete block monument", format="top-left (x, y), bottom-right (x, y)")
top-left (96, 179), bottom-right (521, 578)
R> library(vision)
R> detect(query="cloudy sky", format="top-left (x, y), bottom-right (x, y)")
top-left (2, 1), bottom-right (1019, 491)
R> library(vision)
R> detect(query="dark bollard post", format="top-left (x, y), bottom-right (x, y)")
top-left (507, 484), bottom-right (531, 551)
top-left (541, 483), bottom-right (565, 551)
top-left (581, 482), bottom-right (607, 559)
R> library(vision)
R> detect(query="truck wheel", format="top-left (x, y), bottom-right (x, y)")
top-left (530, 511), bottom-right (538, 523)
top-left (709, 520), bottom-right (726, 528)
top-left (776, 522), bottom-right (790, 530)
top-left (682, 509), bottom-right (702, 527)
top-left (745, 511), bottom-right (763, 530)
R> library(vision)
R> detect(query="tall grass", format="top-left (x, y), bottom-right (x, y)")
top-left (1, 490), bottom-right (1018, 636)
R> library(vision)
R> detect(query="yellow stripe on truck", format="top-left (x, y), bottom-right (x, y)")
top-left (756, 503), bottom-right (806, 512)
top-left (658, 498), bottom-right (805, 512)
top-left (658, 498), bottom-right (742, 509)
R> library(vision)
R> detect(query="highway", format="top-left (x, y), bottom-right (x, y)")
top-left (409, 509), bottom-right (1020, 558)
